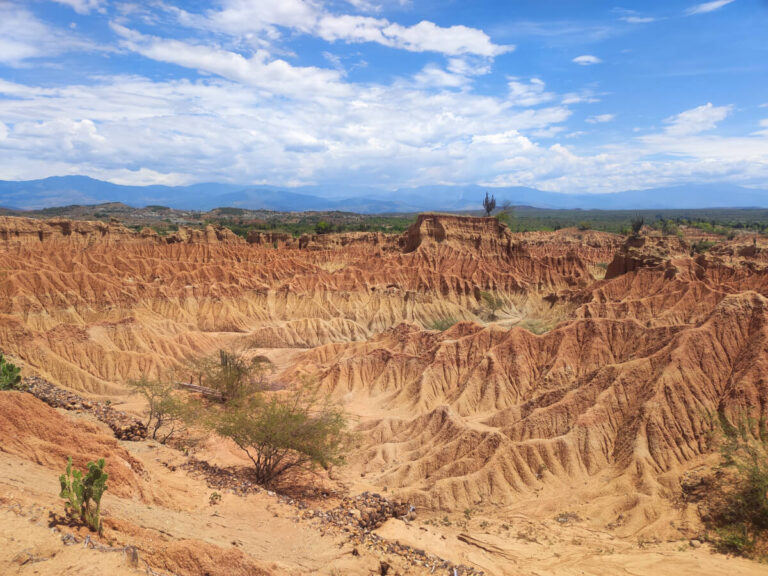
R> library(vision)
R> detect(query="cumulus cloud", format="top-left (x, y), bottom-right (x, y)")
top-left (686, 0), bottom-right (736, 15)
top-left (0, 1), bottom-right (765, 194)
top-left (663, 102), bottom-right (732, 136)
top-left (197, 0), bottom-right (512, 57)
top-left (507, 78), bottom-right (555, 107)
top-left (112, 24), bottom-right (350, 99)
top-left (412, 64), bottom-right (468, 88)
top-left (0, 68), bottom-right (572, 189)
top-left (573, 55), bottom-right (602, 66)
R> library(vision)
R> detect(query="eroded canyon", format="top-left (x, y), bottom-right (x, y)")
top-left (2, 213), bottom-right (768, 575)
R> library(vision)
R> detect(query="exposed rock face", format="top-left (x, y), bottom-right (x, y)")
top-left (0, 216), bottom-right (244, 247)
top-left (0, 215), bottom-right (605, 392)
top-left (24, 376), bottom-right (147, 440)
top-left (604, 235), bottom-right (687, 279)
top-left (402, 213), bottom-right (515, 255)
top-left (2, 213), bottom-right (768, 541)
top-left (0, 391), bottom-right (148, 500)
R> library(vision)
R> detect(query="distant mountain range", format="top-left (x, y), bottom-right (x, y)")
top-left (1, 176), bottom-right (767, 213)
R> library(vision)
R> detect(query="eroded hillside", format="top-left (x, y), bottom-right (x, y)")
top-left (2, 213), bottom-right (768, 575)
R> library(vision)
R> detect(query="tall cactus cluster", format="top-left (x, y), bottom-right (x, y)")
top-left (59, 457), bottom-right (109, 534)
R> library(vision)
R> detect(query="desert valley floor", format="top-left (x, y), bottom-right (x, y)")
top-left (1, 213), bottom-right (768, 575)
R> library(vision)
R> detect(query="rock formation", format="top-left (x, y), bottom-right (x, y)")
top-left (2, 213), bottom-right (768, 573)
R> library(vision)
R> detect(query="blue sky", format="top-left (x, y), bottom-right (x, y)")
top-left (0, 0), bottom-right (766, 194)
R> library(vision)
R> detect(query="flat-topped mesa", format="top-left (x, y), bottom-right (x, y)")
top-left (401, 213), bottom-right (516, 255)
top-left (0, 216), bottom-right (244, 247)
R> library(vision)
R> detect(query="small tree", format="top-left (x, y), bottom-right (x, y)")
top-left (479, 290), bottom-right (505, 320)
top-left (661, 219), bottom-right (678, 236)
top-left (187, 350), bottom-right (268, 403)
top-left (496, 200), bottom-right (515, 227)
top-left (315, 221), bottom-right (333, 235)
top-left (128, 378), bottom-right (197, 443)
top-left (59, 457), bottom-right (108, 534)
top-left (0, 353), bottom-right (21, 390)
top-left (482, 192), bottom-right (496, 217)
top-left (213, 381), bottom-right (348, 486)
top-left (630, 214), bottom-right (644, 236)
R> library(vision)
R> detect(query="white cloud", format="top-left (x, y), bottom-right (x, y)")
top-left (586, 113), bottom-right (615, 124)
top-left (0, 4), bottom-right (92, 66)
top-left (197, 0), bottom-right (512, 58)
top-left (685, 0), bottom-right (736, 15)
top-left (621, 16), bottom-right (655, 23)
top-left (2, 70), bottom-right (766, 194)
top-left (573, 55), bottom-right (602, 66)
top-left (663, 102), bottom-right (732, 136)
top-left (755, 119), bottom-right (768, 136)
top-left (112, 24), bottom-right (350, 99)
top-left (0, 68), bottom-right (572, 189)
top-left (51, 0), bottom-right (107, 14)
top-left (0, 3), bottom-right (765, 195)
top-left (412, 64), bottom-right (468, 88)
top-left (507, 78), bottom-right (554, 107)
top-left (562, 92), bottom-right (600, 105)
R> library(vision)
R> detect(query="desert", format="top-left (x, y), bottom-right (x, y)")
top-left (1, 212), bottom-right (768, 575)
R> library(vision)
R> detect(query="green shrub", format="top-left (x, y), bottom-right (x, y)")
top-left (59, 457), bottom-right (108, 534)
top-left (428, 317), bottom-right (457, 331)
top-left (315, 221), bottom-right (333, 234)
top-left (691, 240), bottom-right (715, 255)
top-left (0, 353), bottom-right (22, 390)
top-left (479, 291), bottom-right (505, 320)
top-left (128, 378), bottom-right (199, 443)
top-left (187, 350), bottom-right (268, 403)
top-left (705, 415), bottom-right (768, 559)
top-left (517, 318), bottom-right (554, 335)
top-left (211, 380), bottom-right (348, 486)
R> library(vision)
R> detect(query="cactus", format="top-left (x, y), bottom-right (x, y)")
top-left (59, 457), bottom-right (108, 534)
top-left (0, 353), bottom-right (22, 390)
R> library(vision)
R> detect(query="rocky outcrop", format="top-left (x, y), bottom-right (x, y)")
top-left (604, 235), bottom-right (687, 279)
top-left (401, 213), bottom-right (516, 255)
top-left (0, 391), bottom-right (149, 500)
top-left (0, 216), bottom-right (136, 246)
top-left (24, 376), bottom-right (147, 441)
top-left (5, 212), bottom-right (768, 541)
top-left (0, 216), bottom-right (244, 247)
top-left (0, 214), bottom-right (609, 392)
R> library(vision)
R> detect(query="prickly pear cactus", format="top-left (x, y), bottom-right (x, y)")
top-left (59, 457), bottom-right (108, 534)
top-left (0, 353), bottom-right (21, 390)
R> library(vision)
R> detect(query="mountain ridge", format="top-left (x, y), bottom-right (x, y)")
top-left (1, 175), bottom-right (767, 212)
